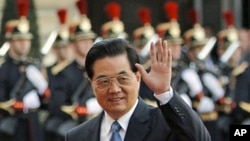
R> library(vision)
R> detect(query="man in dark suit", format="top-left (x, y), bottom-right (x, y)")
top-left (65, 38), bottom-right (211, 141)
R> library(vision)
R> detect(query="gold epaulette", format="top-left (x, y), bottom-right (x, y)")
top-left (0, 99), bottom-right (15, 115)
top-left (199, 111), bottom-right (218, 121)
top-left (51, 60), bottom-right (72, 75)
top-left (144, 98), bottom-right (157, 107)
top-left (239, 101), bottom-right (250, 113)
top-left (61, 103), bottom-right (78, 121)
top-left (232, 61), bottom-right (249, 76)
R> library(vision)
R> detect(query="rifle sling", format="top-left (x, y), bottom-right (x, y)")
top-left (71, 78), bottom-right (89, 103)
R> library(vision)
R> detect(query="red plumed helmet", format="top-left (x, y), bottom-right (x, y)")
top-left (5, 0), bottom-right (32, 40)
top-left (76, 0), bottom-right (88, 15)
top-left (137, 7), bottom-right (151, 25)
top-left (57, 8), bottom-right (67, 25)
top-left (16, 0), bottom-right (29, 18)
top-left (104, 2), bottom-right (121, 20)
top-left (223, 10), bottom-right (234, 27)
top-left (101, 2), bottom-right (126, 39)
top-left (188, 8), bottom-right (198, 25)
top-left (164, 1), bottom-right (178, 21)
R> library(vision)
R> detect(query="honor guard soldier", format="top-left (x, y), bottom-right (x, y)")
top-left (218, 11), bottom-right (250, 140)
top-left (132, 7), bottom-right (159, 106)
top-left (216, 10), bottom-right (239, 110)
top-left (43, 8), bottom-right (76, 141)
top-left (132, 7), bottom-right (157, 68)
top-left (101, 2), bottom-right (127, 40)
top-left (0, 0), bottom-right (49, 141)
top-left (233, 28), bottom-right (250, 126)
top-left (156, 1), bottom-right (192, 107)
top-left (58, 0), bottom-right (102, 138)
top-left (183, 8), bottom-right (227, 141)
top-left (215, 10), bottom-right (241, 141)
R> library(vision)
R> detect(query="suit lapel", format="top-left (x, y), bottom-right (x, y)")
top-left (124, 98), bottom-right (151, 141)
top-left (86, 113), bottom-right (104, 141)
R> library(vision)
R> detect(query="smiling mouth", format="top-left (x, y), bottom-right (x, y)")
top-left (109, 98), bottom-right (123, 102)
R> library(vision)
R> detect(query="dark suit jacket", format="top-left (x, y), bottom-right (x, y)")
top-left (65, 92), bottom-right (211, 141)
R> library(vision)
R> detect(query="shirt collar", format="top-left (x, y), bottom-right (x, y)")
top-left (103, 99), bottom-right (139, 133)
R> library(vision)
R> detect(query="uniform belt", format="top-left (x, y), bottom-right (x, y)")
top-left (200, 111), bottom-right (218, 121)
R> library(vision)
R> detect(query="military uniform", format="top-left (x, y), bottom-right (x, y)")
top-left (182, 9), bottom-right (225, 141)
top-left (0, 2), bottom-right (47, 140)
top-left (47, 1), bottom-right (102, 139)
top-left (211, 11), bottom-right (243, 141)
top-left (131, 6), bottom-right (158, 106)
top-left (43, 9), bottom-right (73, 141)
top-left (232, 54), bottom-right (250, 125)
top-left (156, 1), bottom-right (194, 107)
top-left (229, 28), bottom-right (250, 130)
top-left (0, 55), bottom-right (45, 141)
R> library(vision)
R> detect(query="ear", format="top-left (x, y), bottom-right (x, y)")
top-left (88, 78), bottom-right (97, 96)
top-left (135, 71), bottom-right (141, 82)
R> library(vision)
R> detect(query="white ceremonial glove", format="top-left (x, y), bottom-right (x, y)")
top-left (197, 96), bottom-right (215, 113)
top-left (26, 65), bottom-right (48, 95)
top-left (86, 98), bottom-right (103, 115)
top-left (23, 90), bottom-right (41, 110)
top-left (179, 93), bottom-right (192, 108)
top-left (201, 72), bottom-right (225, 101)
top-left (181, 68), bottom-right (203, 97)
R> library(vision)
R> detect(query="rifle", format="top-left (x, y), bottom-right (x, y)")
top-left (219, 41), bottom-right (240, 68)
top-left (0, 72), bottom-right (26, 115)
top-left (0, 42), bottom-right (10, 57)
top-left (139, 34), bottom-right (159, 59)
top-left (197, 36), bottom-right (217, 61)
top-left (40, 30), bottom-right (58, 56)
top-left (58, 78), bottom-right (93, 137)
top-left (61, 77), bottom-right (90, 121)
top-left (0, 72), bottom-right (28, 135)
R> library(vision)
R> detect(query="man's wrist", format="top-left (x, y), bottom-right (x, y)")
top-left (154, 87), bottom-right (174, 105)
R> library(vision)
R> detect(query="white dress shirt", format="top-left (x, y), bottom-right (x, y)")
top-left (100, 87), bottom-right (174, 141)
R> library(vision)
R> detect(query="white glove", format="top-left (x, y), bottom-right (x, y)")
top-left (179, 93), bottom-right (192, 108)
top-left (181, 68), bottom-right (203, 97)
top-left (23, 90), bottom-right (41, 110)
top-left (26, 65), bottom-right (48, 95)
top-left (201, 72), bottom-right (225, 101)
top-left (197, 96), bottom-right (215, 113)
top-left (86, 98), bottom-right (103, 115)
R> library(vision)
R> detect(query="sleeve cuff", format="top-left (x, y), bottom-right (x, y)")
top-left (154, 87), bottom-right (174, 105)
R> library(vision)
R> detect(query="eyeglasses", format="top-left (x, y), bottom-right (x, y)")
top-left (94, 73), bottom-right (134, 89)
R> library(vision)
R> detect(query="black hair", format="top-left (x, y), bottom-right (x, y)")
top-left (85, 38), bottom-right (139, 79)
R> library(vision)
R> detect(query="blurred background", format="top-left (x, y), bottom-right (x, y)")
top-left (0, 0), bottom-right (249, 59)
top-left (0, 1), bottom-right (250, 141)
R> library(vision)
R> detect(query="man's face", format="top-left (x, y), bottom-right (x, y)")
top-left (188, 45), bottom-right (203, 61)
top-left (74, 38), bottom-right (93, 57)
top-left (53, 44), bottom-right (73, 61)
top-left (10, 39), bottom-right (31, 57)
top-left (90, 53), bottom-right (140, 119)
top-left (169, 43), bottom-right (182, 61)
